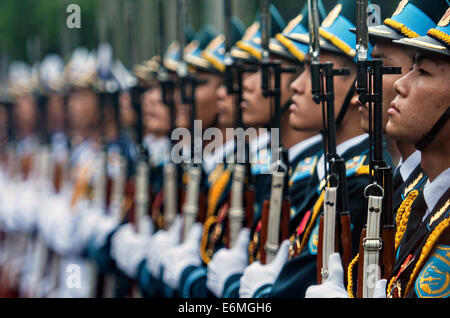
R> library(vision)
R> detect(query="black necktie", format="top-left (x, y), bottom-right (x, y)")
top-left (393, 166), bottom-right (403, 191)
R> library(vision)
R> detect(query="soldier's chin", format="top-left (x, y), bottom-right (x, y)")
top-left (360, 117), bottom-right (369, 134)
top-left (176, 118), bottom-right (189, 129)
top-left (385, 120), bottom-right (406, 143)
top-left (289, 113), bottom-right (306, 131)
top-left (217, 116), bottom-right (233, 128)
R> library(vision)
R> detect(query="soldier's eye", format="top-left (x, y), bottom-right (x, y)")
top-left (418, 68), bottom-right (429, 76)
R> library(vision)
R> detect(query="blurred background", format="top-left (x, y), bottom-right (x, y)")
top-left (0, 0), bottom-right (398, 69)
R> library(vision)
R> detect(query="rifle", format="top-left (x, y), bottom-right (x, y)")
top-left (223, 0), bottom-right (246, 248)
top-left (355, 0), bottom-right (400, 298)
top-left (158, 0), bottom-right (179, 230)
top-left (258, 0), bottom-right (296, 265)
top-left (177, 0), bottom-right (208, 241)
top-left (307, 0), bottom-right (352, 284)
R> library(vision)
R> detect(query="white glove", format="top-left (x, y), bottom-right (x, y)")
top-left (305, 253), bottom-right (349, 298)
top-left (145, 215), bottom-right (183, 278)
top-left (373, 279), bottom-right (387, 298)
top-left (12, 180), bottom-right (39, 232)
top-left (161, 222), bottom-right (203, 290)
top-left (207, 228), bottom-right (250, 297)
top-left (110, 223), bottom-right (152, 278)
top-left (239, 239), bottom-right (290, 298)
top-left (87, 212), bottom-right (120, 248)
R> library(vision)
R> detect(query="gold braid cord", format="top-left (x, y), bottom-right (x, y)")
top-left (383, 18), bottom-right (420, 38)
top-left (427, 28), bottom-right (450, 46)
top-left (394, 190), bottom-right (419, 250)
top-left (200, 168), bottom-right (231, 264)
top-left (200, 216), bottom-right (218, 264)
top-left (207, 169), bottom-right (231, 218)
top-left (70, 164), bottom-right (92, 208)
top-left (346, 253), bottom-right (360, 298)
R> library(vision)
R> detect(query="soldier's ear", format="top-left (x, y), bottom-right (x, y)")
top-left (350, 91), bottom-right (359, 108)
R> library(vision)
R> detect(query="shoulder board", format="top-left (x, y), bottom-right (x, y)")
top-left (345, 155), bottom-right (368, 177)
top-left (316, 177), bottom-right (327, 194)
top-left (289, 155), bottom-right (319, 185)
top-left (315, 155), bottom-right (367, 194)
top-left (251, 148), bottom-right (272, 175)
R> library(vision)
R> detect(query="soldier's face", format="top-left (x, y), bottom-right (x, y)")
top-left (144, 85), bottom-right (170, 136)
top-left (195, 72), bottom-right (221, 128)
top-left (119, 91), bottom-right (137, 128)
top-left (14, 94), bottom-right (37, 137)
top-left (175, 71), bottom-right (222, 129)
top-left (216, 71), bottom-right (251, 128)
top-left (241, 69), bottom-right (270, 127)
top-left (68, 88), bottom-right (99, 132)
top-left (0, 104), bottom-right (7, 144)
top-left (216, 84), bottom-right (234, 127)
top-left (359, 41), bottom-right (413, 133)
top-left (387, 52), bottom-right (450, 146)
top-left (47, 92), bottom-right (65, 133)
top-left (241, 58), bottom-right (295, 127)
top-left (289, 52), bottom-right (357, 131)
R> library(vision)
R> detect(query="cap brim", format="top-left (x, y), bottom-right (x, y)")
top-left (285, 32), bottom-right (342, 55)
top-left (393, 35), bottom-right (450, 57)
top-left (269, 38), bottom-right (298, 63)
top-left (349, 24), bottom-right (404, 41)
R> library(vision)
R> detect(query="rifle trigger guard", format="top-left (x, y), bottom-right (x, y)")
top-left (363, 183), bottom-right (384, 199)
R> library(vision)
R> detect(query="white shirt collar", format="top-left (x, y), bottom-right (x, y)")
top-left (399, 150), bottom-right (421, 182)
top-left (143, 133), bottom-right (157, 151)
top-left (317, 134), bottom-right (369, 181)
top-left (422, 167), bottom-right (450, 222)
top-left (148, 136), bottom-right (171, 166)
top-left (288, 134), bottom-right (322, 163)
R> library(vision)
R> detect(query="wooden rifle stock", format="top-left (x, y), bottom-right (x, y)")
top-left (259, 199), bottom-right (270, 264)
top-left (340, 212), bottom-right (352, 286)
top-left (52, 162), bottom-right (64, 193)
top-left (381, 226), bottom-right (395, 279)
top-left (356, 227), bottom-right (366, 298)
top-left (281, 199), bottom-right (291, 242)
top-left (197, 191), bottom-right (207, 224)
top-left (244, 188), bottom-right (255, 228)
top-left (317, 215), bottom-right (324, 284)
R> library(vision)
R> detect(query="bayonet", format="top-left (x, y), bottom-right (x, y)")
top-left (308, 0), bottom-right (322, 103)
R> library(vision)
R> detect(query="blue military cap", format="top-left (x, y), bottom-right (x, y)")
top-left (393, 7), bottom-right (450, 56)
top-left (184, 25), bottom-right (219, 72)
top-left (236, 4), bottom-right (287, 60)
top-left (276, 1), bottom-right (328, 62)
top-left (163, 24), bottom-right (196, 72)
top-left (362, 0), bottom-right (449, 41)
top-left (285, 0), bottom-right (378, 62)
top-left (230, 22), bottom-right (260, 63)
top-left (202, 16), bottom-right (246, 72)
